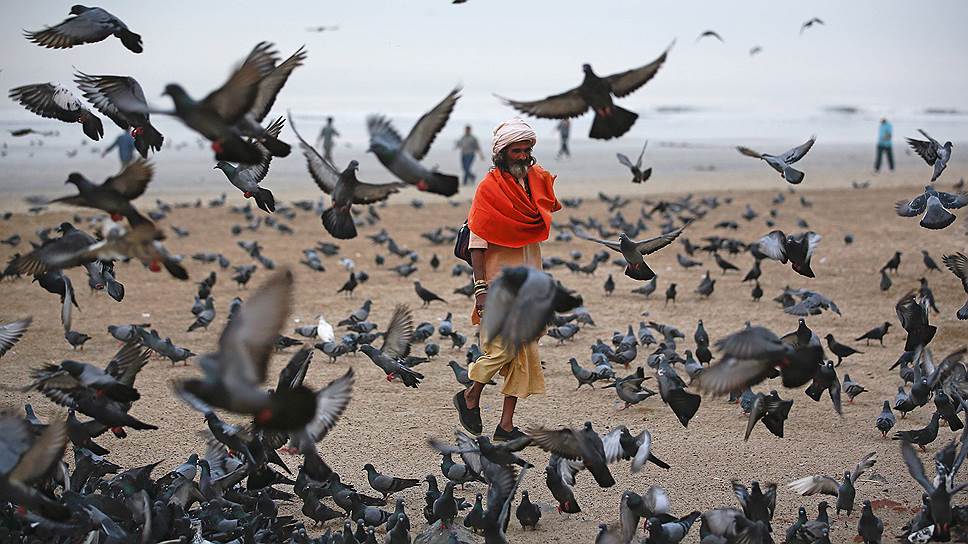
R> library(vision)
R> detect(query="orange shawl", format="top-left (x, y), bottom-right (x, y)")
top-left (467, 165), bottom-right (560, 248)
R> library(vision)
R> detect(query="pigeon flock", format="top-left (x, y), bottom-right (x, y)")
top-left (0, 5), bottom-right (966, 544)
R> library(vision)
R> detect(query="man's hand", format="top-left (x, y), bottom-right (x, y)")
top-left (475, 292), bottom-right (487, 316)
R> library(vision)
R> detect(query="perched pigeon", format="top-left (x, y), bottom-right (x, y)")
top-left (737, 136), bottom-right (816, 184)
top-left (9, 83), bottom-right (103, 141)
top-left (788, 452), bottom-right (876, 515)
top-left (875, 400), bottom-right (895, 437)
top-left (25, 5), bottom-right (142, 52)
top-left (906, 129), bottom-right (952, 182)
top-left (498, 44), bottom-right (671, 140)
top-left (367, 87), bottom-right (461, 196)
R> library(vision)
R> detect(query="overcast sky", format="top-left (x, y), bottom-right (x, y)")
top-left (2, 1), bottom-right (966, 123)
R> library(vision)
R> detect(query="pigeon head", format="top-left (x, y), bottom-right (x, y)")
top-left (346, 159), bottom-right (359, 171)
top-left (70, 5), bottom-right (90, 14)
top-left (581, 63), bottom-right (593, 74)
top-left (363, 463), bottom-right (375, 472)
top-left (65, 173), bottom-right (85, 186)
top-left (213, 161), bottom-right (232, 172)
top-left (162, 84), bottom-right (191, 105)
top-left (56, 222), bottom-right (75, 233)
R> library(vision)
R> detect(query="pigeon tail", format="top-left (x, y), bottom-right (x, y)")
top-left (259, 133), bottom-right (291, 158)
top-left (322, 207), bottom-right (357, 239)
top-left (134, 124), bottom-right (163, 157)
top-left (589, 105), bottom-right (637, 140)
top-left (81, 114), bottom-right (104, 141)
top-left (957, 300), bottom-right (968, 320)
top-left (791, 258), bottom-right (816, 278)
top-left (586, 462), bottom-right (615, 488)
top-left (625, 261), bottom-right (656, 281)
top-left (782, 166), bottom-right (805, 184)
top-left (666, 388), bottom-right (701, 428)
top-left (920, 205), bottom-right (956, 230)
top-left (117, 29), bottom-right (143, 53)
top-left (105, 279), bottom-right (124, 302)
top-left (254, 187), bottom-right (276, 214)
top-left (163, 259), bottom-right (188, 280)
top-left (419, 172), bottom-right (460, 197)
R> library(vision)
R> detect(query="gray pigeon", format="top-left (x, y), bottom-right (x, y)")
top-left (9, 83), bottom-right (104, 141)
top-left (906, 129), bottom-right (952, 182)
top-left (942, 252), bottom-right (968, 319)
top-left (616, 140), bottom-right (652, 183)
top-left (214, 117), bottom-right (285, 213)
top-left (481, 267), bottom-right (582, 351)
top-left (289, 114), bottom-right (404, 238)
top-left (48, 159), bottom-right (153, 222)
top-left (569, 358), bottom-right (601, 389)
top-left (875, 400), bottom-right (895, 437)
top-left (737, 136), bottom-right (816, 184)
top-left (895, 185), bottom-right (967, 230)
top-left (26, 6), bottom-right (142, 52)
top-left (160, 42), bottom-right (286, 164)
top-left (74, 71), bottom-right (163, 156)
top-left (367, 87), bottom-right (461, 196)
top-left (363, 463), bottom-right (420, 499)
top-left (574, 224), bottom-right (688, 281)
top-left (359, 305), bottom-right (423, 387)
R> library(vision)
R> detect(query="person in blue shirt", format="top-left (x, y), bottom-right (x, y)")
top-left (102, 132), bottom-right (135, 166)
top-left (874, 118), bottom-right (894, 172)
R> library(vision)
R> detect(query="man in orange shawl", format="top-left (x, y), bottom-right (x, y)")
top-left (453, 118), bottom-right (561, 441)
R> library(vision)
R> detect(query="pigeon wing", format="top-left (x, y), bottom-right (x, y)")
top-left (203, 42), bottom-right (278, 123)
top-left (616, 153), bottom-right (634, 169)
top-left (900, 441), bottom-right (934, 492)
top-left (237, 117), bottom-right (283, 183)
top-left (8, 415), bottom-right (67, 485)
top-left (601, 427), bottom-right (626, 463)
top-left (527, 426), bottom-right (585, 460)
top-left (737, 146), bottom-right (762, 158)
top-left (380, 305), bottom-right (414, 359)
top-left (350, 180), bottom-right (406, 205)
top-left (850, 452), bottom-right (876, 482)
top-left (0, 317), bottom-right (31, 358)
top-left (780, 136), bottom-right (816, 164)
top-left (304, 368), bottom-right (354, 443)
top-left (248, 46), bottom-right (307, 122)
top-left (24, 13), bottom-right (111, 49)
top-left (787, 475), bottom-right (840, 496)
top-left (757, 231), bottom-right (788, 262)
top-left (632, 223), bottom-right (688, 255)
top-left (218, 270), bottom-right (293, 385)
top-left (572, 228), bottom-right (622, 252)
top-left (288, 112), bottom-right (339, 194)
top-left (103, 158), bottom-right (152, 199)
top-left (9, 83), bottom-right (86, 123)
top-left (74, 72), bottom-right (149, 126)
top-left (497, 88), bottom-right (588, 120)
top-left (605, 45), bottom-right (672, 98)
top-left (895, 192), bottom-right (928, 217)
top-left (906, 138), bottom-right (938, 165)
top-left (402, 86), bottom-right (461, 161)
top-left (937, 191), bottom-right (968, 210)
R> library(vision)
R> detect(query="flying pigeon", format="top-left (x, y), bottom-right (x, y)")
top-left (214, 117), bottom-right (285, 213)
top-left (289, 113), bottom-right (405, 238)
top-left (616, 140), bottom-right (652, 183)
top-left (8, 83), bottom-right (104, 141)
top-left (497, 43), bottom-right (671, 140)
top-left (737, 136), bottom-right (816, 184)
top-left (74, 71), bottom-right (163, 156)
top-left (906, 129), bottom-right (952, 182)
top-left (367, 87), bottom-right (461, 196)
top-left (895, 185), bottom-right (967, 230)
top-left (25, 5), bottom-right (142, 53)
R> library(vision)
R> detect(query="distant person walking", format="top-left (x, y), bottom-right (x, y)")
top-left (556, 118), bottom-right (571, 159)
top-left (455, 125), bottom-right (484, 185)
top-left (874, 118), bottom-right (894, 173)
top-left (316, 116), bottom-right (340, 163)
top-left (101, 131), bottom-right (135, 166)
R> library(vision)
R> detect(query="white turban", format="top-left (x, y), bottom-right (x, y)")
top-left (492, 117), bottom-right (536, 156)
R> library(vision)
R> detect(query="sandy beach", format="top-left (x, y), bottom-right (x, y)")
top-left (1, 160), bottom-right (966, 542)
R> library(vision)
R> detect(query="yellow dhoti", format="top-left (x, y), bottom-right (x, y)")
top-left (467, 239), bottom-right (545, 399)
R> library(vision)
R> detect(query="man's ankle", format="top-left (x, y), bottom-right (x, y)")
top-left (464, 390), bottom-right (478, 409)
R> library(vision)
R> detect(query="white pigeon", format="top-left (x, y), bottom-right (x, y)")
top-left (316, 314), bottom-right (335, 343)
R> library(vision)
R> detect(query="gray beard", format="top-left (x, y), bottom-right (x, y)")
top-left (508, 161), bottom-right (529, 181)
